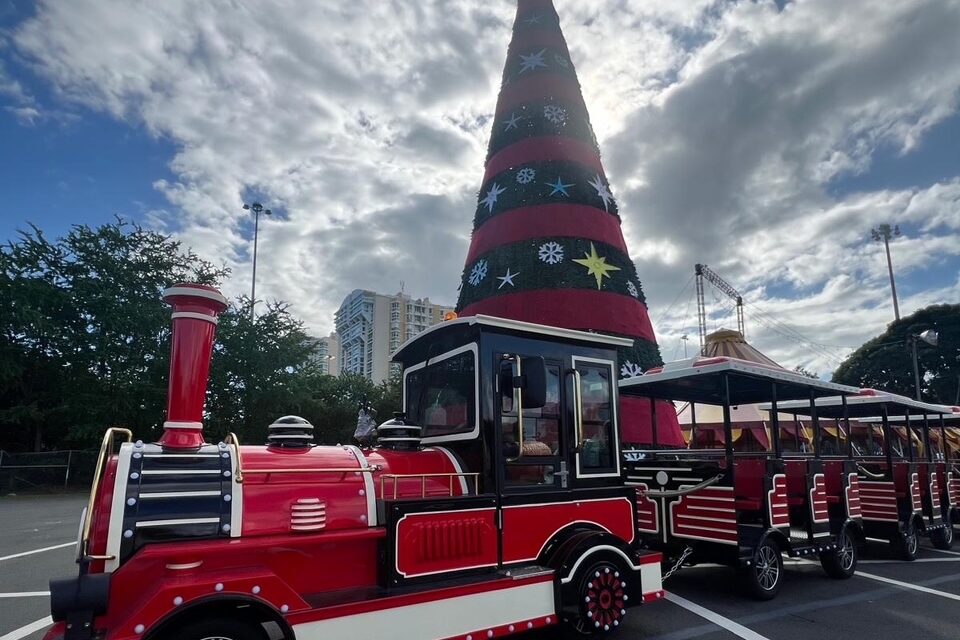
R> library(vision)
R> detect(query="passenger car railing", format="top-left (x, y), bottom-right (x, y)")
top-left (638, 474), bottom-right (726, 498)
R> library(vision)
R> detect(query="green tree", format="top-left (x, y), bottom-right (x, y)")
top-left (0, 220), bottom-right (227, 451)
top-left (0, 218), bottom-right (407, 453)
top-left (832, 304), bottom-right (960, 404)
top-left (204, 298), bottom-right (321, 444)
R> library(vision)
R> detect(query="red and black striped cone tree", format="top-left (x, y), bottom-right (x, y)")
top-left (455, 0), bottom-right (683, 446)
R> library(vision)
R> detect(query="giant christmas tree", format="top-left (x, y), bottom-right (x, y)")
top-left (455, 0), bottom-right (683, 446)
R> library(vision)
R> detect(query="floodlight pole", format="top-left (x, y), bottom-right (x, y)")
top-left (871, 224), bottom-right (901, 322)
top-left (243, 202), bottom-right (272, 323)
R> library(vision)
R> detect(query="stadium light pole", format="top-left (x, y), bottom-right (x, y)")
top-left (243, 202), bottom-right (272, 322)
top-left (871, 223), bottom-right (901, 322)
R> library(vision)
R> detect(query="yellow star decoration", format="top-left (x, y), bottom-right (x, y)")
top-left (573, 242), bottom-right (621, 289)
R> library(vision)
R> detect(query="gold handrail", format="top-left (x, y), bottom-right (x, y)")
top-left (223, 432), bottom-right (243, 483)
top-left (379, 472), bottom-right (480, 499)
top-left (243, 467), bottom-right (378, 475)
top-left (81, 427), bottom-right (132, 561)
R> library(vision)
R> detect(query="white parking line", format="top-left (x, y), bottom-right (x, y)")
top-left (0, 591), bottom-right (50, 598)
top-left (858, 558), bottom-right (960, 564)
top-left (927, 547), bottom-right (960, 557)
top-left (0, 617), bottom-right (53, 640)
top-left (0, 542), bottom-right (74, 562)
top-left (854, 570), bottom-right (960, 602)
top-left (665, 592), bottom-right (771, 640)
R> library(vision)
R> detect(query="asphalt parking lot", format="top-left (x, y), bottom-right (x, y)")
top-left (3, 494), bottom-right (960, 640)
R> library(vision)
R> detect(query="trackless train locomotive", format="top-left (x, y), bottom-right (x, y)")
top-left (45, 284), bottom-right (665, 640)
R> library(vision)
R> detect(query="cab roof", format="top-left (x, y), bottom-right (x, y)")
top-left (392, 314), bottom-right (633, 365)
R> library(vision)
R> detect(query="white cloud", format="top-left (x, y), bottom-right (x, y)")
top-left (8, 0), bottom-right (960, 376)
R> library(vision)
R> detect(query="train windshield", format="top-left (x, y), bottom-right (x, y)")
top-left (403, 345), bottom-right (477, 440)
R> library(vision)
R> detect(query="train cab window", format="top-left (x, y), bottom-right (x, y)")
top-left (576, 362), bottom-right (615, 472)
top-left (501, 362), bottom-right (562, 487)
top-left (404, 346), bottom-right (477, 440)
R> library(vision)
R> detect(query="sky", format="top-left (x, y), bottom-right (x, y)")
top-left (1, 0), bottom-right (958, 378)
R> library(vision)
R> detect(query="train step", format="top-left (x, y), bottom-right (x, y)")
top-left (304, 565), bottom-right (555, 611)
top-left (786, 537), bottom-right (839, 557)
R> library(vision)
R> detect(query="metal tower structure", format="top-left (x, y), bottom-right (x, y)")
top-left (694, 263), bottom-right (745, 355)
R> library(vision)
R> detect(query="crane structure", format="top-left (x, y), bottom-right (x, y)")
top-left (694, 263), bottom-right (744, 355)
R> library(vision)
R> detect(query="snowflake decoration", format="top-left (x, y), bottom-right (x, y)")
top-left (516, 167), bottom-right (536, 184)
top-left (554, 53), bottom-right (569, 68)
top-left (544, 104), bottom-right (567, 125)
top-left (626, 280), bottom-right (639, 298)
top-left (468, 259), bottom-right (488, 286)
top-left (621, 362), bottom-right (644, 379)
top-left (538, 242), bottom-right (564, 265)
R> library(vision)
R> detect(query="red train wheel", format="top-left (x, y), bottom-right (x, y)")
top-left (562, 558), bottom-right (629, 637)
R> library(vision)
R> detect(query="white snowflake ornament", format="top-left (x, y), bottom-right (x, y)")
top-left (468, 259), bottom-right (488, 286)
top-left (554, 53), bottom-right (570, 68)
top-left (516, 167), bottom-right (536, 184)
top-left (544, 104), bottom-right (567, 125)
top-left (621, 362), bottom-right (644, 379)
top-left (626, 280), bottom-right (639, 298)
top-left (538, 242), bottom-right (564, 265)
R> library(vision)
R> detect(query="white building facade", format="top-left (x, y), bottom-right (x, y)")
top-left (334, 289), bottom-right (453, 383)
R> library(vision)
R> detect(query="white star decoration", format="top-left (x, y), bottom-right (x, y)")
top-left (519, 49), bottom-right (547, 73)
top-left (626, 280), bottom-right (639, 298)
top-left (503, 112), bottom-right (522, 131)
top-left (621, 362), bottom-right (644, 379)
top-left (468, 259), bottom-right (488, 286)
top-left (525, 14), bottom-right (541, 25)
top-left (547, 176), bottom-right (574, 197)
top-left (588, 174), bottom-right (614, 212)
top-left (480, 183), bottom-right (506, 213)
top-left (497, 268), bottom-right (519, 289)
top-left (538, 242), bottom-right (564, 264)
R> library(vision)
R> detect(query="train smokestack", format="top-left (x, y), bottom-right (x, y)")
top-left (160, 283), bottom-right (229, 449)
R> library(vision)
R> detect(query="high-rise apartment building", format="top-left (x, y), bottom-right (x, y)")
top-left (304, 333), bottom-right (341, 375)
top-left (334, 289), bottom-right (453, 383)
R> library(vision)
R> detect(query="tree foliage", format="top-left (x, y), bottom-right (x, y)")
top-left (832, 304), bottom-right (960, 404)
top-left (0, 220), bottom-right (401, 452)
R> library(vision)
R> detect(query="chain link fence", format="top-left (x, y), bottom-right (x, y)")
top-left (0, 449), bottom-right (98, 495)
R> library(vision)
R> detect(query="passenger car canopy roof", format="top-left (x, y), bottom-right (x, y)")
top-left (770, 390), bottom-right (955, 419)
top-left (618, 356), bottom-right (858, 405)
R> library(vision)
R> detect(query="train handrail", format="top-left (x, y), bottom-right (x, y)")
top-left (81, 427), bottom-right (133, 561)
top-left (856, 464), bottom-right (887, 480)
top-left (380, 472), bottom-right (481, 499)
top-left (243, 467), bottom-right (380, 475)
top-left (223, 432), bottom-right (244, 483)
top-left (639, 474), bottom-right (725, 498)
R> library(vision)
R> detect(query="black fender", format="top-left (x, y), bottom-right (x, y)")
top-left (145, 595), bottom-right (295, 640)
top-left (740, 528), bottom-right (786, 566)
top-left (540, 527), bottom-right (645, 598)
